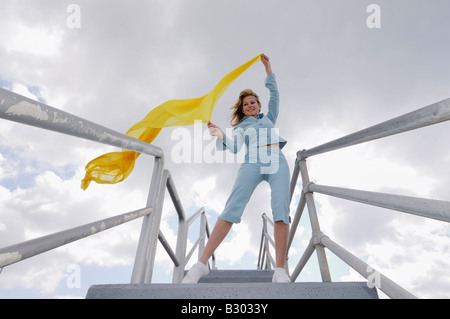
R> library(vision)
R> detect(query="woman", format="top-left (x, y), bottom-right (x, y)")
top-left (182, 54), bottom-right (291, 283)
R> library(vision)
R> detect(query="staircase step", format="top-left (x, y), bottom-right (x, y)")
top-left (197, 270), bottom-right (274, 283)
top-left (86, 282), bottom-right (379, 299)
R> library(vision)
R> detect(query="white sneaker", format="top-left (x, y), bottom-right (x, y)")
top-left (272, 268), bottom-right (291, 283)
top-left (181, 261), bottom-right (209, 283)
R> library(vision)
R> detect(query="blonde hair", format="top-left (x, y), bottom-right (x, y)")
top-left (230, 89), bottom-right (261, 127)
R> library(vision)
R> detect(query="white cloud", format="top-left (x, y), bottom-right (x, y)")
top-left (0, 19), bottom-right (63, 56)
top-left (216, 223), bottom-right (257, 266)
top-left (0, 166), bottom-right (147, 295)
top-left (337, 216), bottom-right (450, 299)
top-left (0, 154), bottom-right (8, 181)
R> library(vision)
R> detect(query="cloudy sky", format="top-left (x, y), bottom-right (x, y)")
top-left (0, 0), bottom-right (449, 299)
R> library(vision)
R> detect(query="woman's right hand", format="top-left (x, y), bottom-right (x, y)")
top-left (207, 121), bottom-right (224, 139)
top-left (261, 53), bottom-right (273, 76)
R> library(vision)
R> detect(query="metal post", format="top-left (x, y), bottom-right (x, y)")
top-left (257, 221), bottom-right (265, 270)
top-left (205, 222), bottom-right (216, 270)
top-left (131, 157), bottom-right (164, 283)
top-left (298, 158), bottom-right (332, 282)
top-left (289, 158), bottom-right (301, 202)
top-left (198, 212), bottom-right (207, 261)
top-left (142, 168), bottom-right (168, 283)
top-left (166, 173), bottom-right (188, 283)
top-left (262, 216), bottom-right (270, 270)
top-left (262, 214), bottom-right (276, 269)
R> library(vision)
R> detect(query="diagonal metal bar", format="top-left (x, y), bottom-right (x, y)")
top-left (320, 234), bottom-right (417, 299)
top-left (289, 239), bottom-right (315, 282)
top-left (0, 207), bottom-right (153, 268)
top-left (158, 230), bottom-right (180, 267)
top-left (287, 191), bottom-right (306, 252)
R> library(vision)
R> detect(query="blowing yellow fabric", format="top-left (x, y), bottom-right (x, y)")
top-left (81, 54), bottom-right (262, 190)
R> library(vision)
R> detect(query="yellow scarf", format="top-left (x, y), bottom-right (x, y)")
top-left (81, 54), bottom-right (262, 190)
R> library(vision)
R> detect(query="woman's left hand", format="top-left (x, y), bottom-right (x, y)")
top-left (207, 121), bottom-right (225, 139)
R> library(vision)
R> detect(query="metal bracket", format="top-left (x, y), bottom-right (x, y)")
top-left (296, 149), bottom-right (307, 162)
top-left (303, 181), bottom-right (315, 194)
top-left (311, 231), bottom-right (329, 247)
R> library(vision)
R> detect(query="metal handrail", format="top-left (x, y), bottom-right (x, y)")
top-left (0, 88), bottom-right (164, 158)
top-left (268, 96), bottom-right (450, 299)
top-left (0, 207), bottom-right (153, 268)
top-left (298, 97), bottom-right (450, 160)
top-left (0, 88), bottom-right (213, 284)
top-left (307, 183), bottom-right (450, 223)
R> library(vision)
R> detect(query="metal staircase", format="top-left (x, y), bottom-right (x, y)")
top-left (1, 87), bottom-right (449, 299)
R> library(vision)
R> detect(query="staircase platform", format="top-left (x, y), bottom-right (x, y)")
top-left (86, 281), bottom-right (378, 299)
top-left (198, 270), bottom-right (274, 283)
top-left (87, 269), bottom-right (378, 299)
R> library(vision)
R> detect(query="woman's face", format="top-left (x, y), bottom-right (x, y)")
top-left (242, 95), bottom-right (260, 118)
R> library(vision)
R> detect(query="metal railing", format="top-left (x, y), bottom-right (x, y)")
top-left (258, 97), bottom-right (450, 299)
top-left (2, 86), bottom-right (449, 298)
top-left (0, 87), bottom-right (214, 284)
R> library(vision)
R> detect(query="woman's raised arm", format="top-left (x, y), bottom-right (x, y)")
top-left (261, 53), bottom-right (273, 76)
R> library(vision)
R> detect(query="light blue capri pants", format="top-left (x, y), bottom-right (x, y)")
top-left (218, 148), bottom-right (290, 224)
